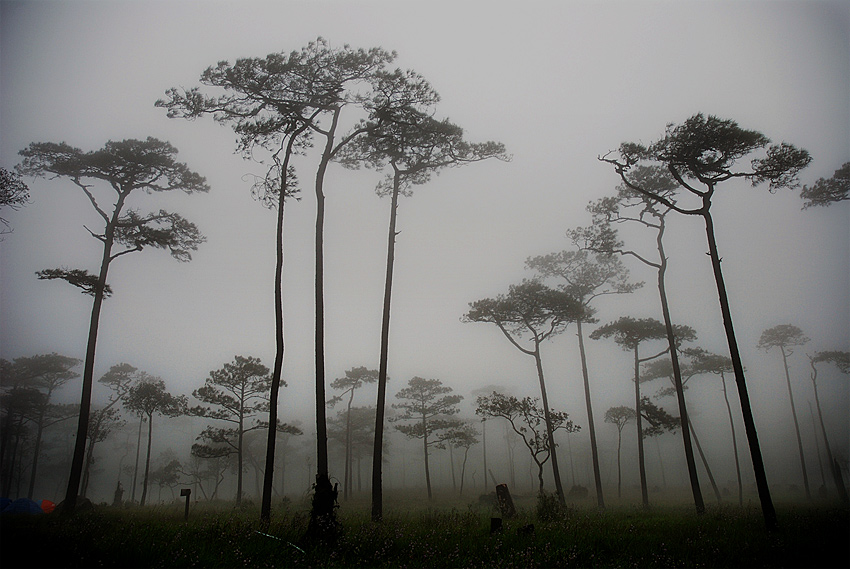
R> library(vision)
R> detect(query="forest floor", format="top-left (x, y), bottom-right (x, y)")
top-left (1, 490), bottom-right (848, 568)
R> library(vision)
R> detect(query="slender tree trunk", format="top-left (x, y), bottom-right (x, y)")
top-left (372, 174), bottom-right (401, 522)
top-left (780, 346), bottom-right (810, 500)
top-left (140, 413), bottom-right (153, 506)
top-left (575, 319), bottom-right (605, 508)
top-left (237, 415), bottom-right (244, 504)
top-left (423, 414), bottom-right (432, 499)
top-left (633, 348), bottom-right (649, 508)
top-left (702, 207), bottom-right (777, 531)
top-left (344, 393), bottom-right (353, 500)
top-left (460, 448), bottom-right (469, 495)
top-left (808, 401), bottom-right (826, 489)
top-left (655, 222), bottom-right (704, 514)
top-left (811, 373), bottom-right (849, 505)
top-left (688, 416), bottom-right (721, 503)
top-left (449, 445), bottom-right (457, 491)
top-left (616, 427), bottom-right (623, 499)
top-left (482, 419), bottom-right (488, 493)
top-left (26, 409), bottom-right (46, 499)
top-left (80, 432), bottom-right (97, 498)
top-left (131, 416), bottom-right (143, 503)
top-left (534, 348), bottom-right (565, 504)
top-left (721, 372), bottom-right (744, 505)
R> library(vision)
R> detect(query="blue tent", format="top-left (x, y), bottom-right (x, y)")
top-left (1, 497), bottom-right (44, 514)
top-left (0, 497), bottom-right (11, 511)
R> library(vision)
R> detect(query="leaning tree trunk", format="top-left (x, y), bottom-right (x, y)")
top-left (423, 415), bottom-right (433, 499)
top-left (720, 372), bottom-right (744, 505)
top-left (575, 319), bottom-right (605, 509)
top-left (26, 408), bottom-right (47, 499)
top-left (702, 205), bottom-right (777, 531)
top-left (140, 413), bottom-right (153, 506)
top-left (372, 172), bottom-right (401, 522)
top-left (534, 348), bottom-right (566, 505)
top-left (654, 222), bottom-right (705, 514)
top-left (811, 372), bottom-right (849, 505)
top-left (687, 417), bottom-right (722, 503)
top-left (780, 346), bottom-right (810, 500)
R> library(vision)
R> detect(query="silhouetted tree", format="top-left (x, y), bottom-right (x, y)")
top-left (191, 355), bottom-right (273, 504)
top-left (392, 377), bottom-right (463, 499)
top-left (443, 423), bottom-right (479, 495)
top-left (18, 138), bottom-right (207, 516)
top-left (328, 367), bottom-right (378, 500)
top-left (338, 76), bottom-right (507, 520)
top-left (570, 165), bottom-right (706, 514)
top-left (527, 249), bottom-right (641, 509)
top-left (464, 280), bottom-right (585, 505)
top-left (807, 350), bottom-right (849, 505)
top-left (590, 316), bottom-right (694, 507)
top-left (758, 324), bottom-right (811, 500)
top-left (476, 392), bottom-right (578, 494)
top-left (800, 162), bottom-right (849, 208)
top-left (124, 377), bottom-right (186, 506)
top-left (604, 405), bottom-right (634, 498)
top-left (600, 113), bottom-right (811, 530)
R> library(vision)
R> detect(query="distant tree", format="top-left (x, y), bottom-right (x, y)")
top-left (604, 405), bottom-right (635, 499)
top-left (328, 405), bottom-right (375, 498)
top-left (18, 138), bottom-right (207, 516)
top-left (149, 452), bottom-right (182, 502)
top-left (0, 167), bottom-right (30, 237)
top-left (190, 355), bottom-right (273, 504)
top-left (527, 249), bottom-right (641, 509)
top-left (807, 350), bottom-right (849, 505)
top-left (392, 377), bottom-right (463, 499)
top-left (476, 392), bottom-right (578, 494)
top-left (570, 165), bottom-right (706, 514)
top-left (81, 363), bottom-right (141, 497)
top-left (124, 377), bottom-right (186, 507)
top-left (328, 367), bottom-right (378, 500)
top-left (758, 324), bottom-right (812, 500)
top-left (337, 75), bottom-right (507, 520)
top-left (800, 162), bottom-right (849, 208)
top-left (464, 280), bottom-right (585, 505)
top-left (590, 316), bottom-right (695, 507)
top-left (600, 113), bottom-right (811, 530)
top-left (443, 423), bottom-right (479, 495)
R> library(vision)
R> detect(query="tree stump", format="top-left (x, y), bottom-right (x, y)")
top-left (495, 484), bottom-right (516, 519)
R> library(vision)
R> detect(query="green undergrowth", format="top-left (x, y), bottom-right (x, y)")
top-left (2, 501), bottom-right (847, 568)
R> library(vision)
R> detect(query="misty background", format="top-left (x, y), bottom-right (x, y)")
top-left (1, 0), bottom-right (848, 504)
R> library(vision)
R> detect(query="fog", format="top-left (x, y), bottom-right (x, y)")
top-left (1, 1), bottom-right (848, 507)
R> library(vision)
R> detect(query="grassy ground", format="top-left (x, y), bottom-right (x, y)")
top-left (1, 493), bottom-right (847, 568)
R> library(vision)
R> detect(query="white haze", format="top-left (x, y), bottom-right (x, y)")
top-left (1, 0), bottom-right (848, 502)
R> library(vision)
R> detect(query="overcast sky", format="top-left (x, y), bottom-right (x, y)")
top-left (1, 0), bottom-right (848, 477)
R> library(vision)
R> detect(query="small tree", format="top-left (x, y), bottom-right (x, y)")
top-left (476, 392), bottom-right (578, 494)
top-left (807, 350), bottom-right (849, 505)
top-left (800, 162), bottom-right (849, 208)
top-left (124, 377), bottom-right (186, 506)
top-left (392, 377), bottom-right (463, 499)
top-left (328, 367), bottom-right (378, 500)
top-left (758, 324), bottom-right (812, 500)
top-left (191, 355), bottom-right (273, 505)
top-left (600, 113), bottom-right (811, 530)
top-left (590, 316), bottom-right (694, 507)
top-left (464, 280), bottom-right (585, 504)
top-left (604, 406), bottom-right (634, 499)
top-left (443, 423), bottom-right (479, 495)
top-left (18, 138), bottom-right (207, 516)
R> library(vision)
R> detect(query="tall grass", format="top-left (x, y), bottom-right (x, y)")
top-left (2, 498), bottom-right (847, 568)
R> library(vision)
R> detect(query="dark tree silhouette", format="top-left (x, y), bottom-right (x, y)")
top-left (600, 113), bottom-right (811, 531)
top-left (758, 324), bottom-right (811, 500)
top-left (570, 165), bottom-right (706, 514)
top-left (800, 162), bottom-right (849, 208)
top-left (328, 367), bottom-right (378, 500)
top-left (808, 350), bottom-right (849, 504)
top-left (464, 280), bottom-right (585, 505)
top-left (590, 316), bottom-right (695, 507)
top-left (392, 377), bottom-right (462, 499)
top-left (476, 392), bottom-right (578, 494)
top-left (604, 405), bottom-right (634, 499)
top-left (124, 377), bottom-right (186, 507)
top-left (18, 138), bottom-right (207, 516)
top-left (338, 77), bottom-right (507, 520)
top-left (527, 249), bottom-right (641, 509)
top-left (191, 355), bottom-right (277, 504)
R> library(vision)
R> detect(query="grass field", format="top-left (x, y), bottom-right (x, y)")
top-left (1, 492), bottom-right (848, 568)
